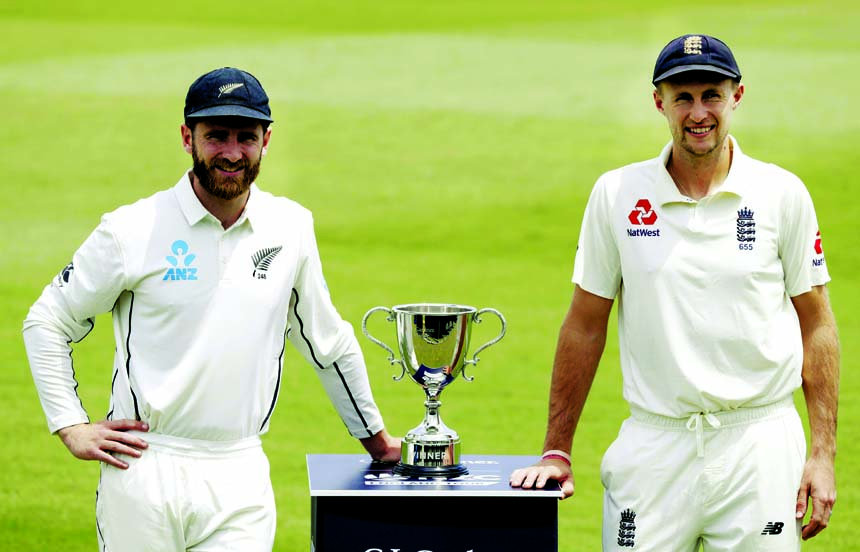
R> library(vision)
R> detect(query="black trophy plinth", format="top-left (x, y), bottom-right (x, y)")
top-left (307, 454), bottom-right (562, 552)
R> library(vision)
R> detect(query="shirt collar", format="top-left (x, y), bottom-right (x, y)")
top-left (719, 136), bottom-right (747, 196)
top-left (174, 170), bottom-right (259, 230)
top-left (239, 184), bottom-right (259, 230)
top-left (654, 141), bottom-right (685, 206)
top-left (174, 171), bottom-right (209, 225)
top-left (655, 135), bottom-right (747, 206)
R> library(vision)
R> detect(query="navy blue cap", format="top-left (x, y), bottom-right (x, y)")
top-left (184, 67), bottom-right (273, 122)
top-left (652, 35), bottom-right (741, 85)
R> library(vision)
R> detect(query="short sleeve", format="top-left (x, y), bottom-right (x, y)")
top-left (778, 174), bottom-right (830, 297)
top-left (572, 174), bottom-right (622, 299)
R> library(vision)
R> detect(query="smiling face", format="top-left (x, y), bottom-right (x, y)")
top-left (653, 74), bottom-right (744, 160)
top-left (181, 117), bottom-right (271, 201)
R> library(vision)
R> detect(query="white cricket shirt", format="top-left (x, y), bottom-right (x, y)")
top-left (573, 137), bottom-right (830, 418)
top-left (23, 172), bottom-right (385, 441)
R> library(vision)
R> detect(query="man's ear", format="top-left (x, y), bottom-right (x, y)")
top-left (261, 127), bottom-right (272, 156)
top-left (732, 83), bottom-right (745, 110)
top-left (653, 88), bottom-right (666, 114)
top-left (181, 124), bottom-right (193, 154)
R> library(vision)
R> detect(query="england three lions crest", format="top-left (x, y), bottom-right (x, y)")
top-left (617, 508), bottom-right (636, 547)
top-left (737, 207), bottom-right (756, 251)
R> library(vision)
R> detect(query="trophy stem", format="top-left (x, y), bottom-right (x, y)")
top-left (394, 391), bottom-right (468, 478)
top-left (423, 397), bottom-right (442, 431)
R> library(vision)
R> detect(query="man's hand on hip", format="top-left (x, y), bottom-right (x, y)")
top-left (57, 419), bottom-right (149, 469)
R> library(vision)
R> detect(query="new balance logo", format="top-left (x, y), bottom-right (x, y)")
top-left (761, 521), bottom-right (784, 535)
top-left (252, 246), bottom-right (283, 279)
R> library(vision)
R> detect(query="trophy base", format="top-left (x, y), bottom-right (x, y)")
top-left (393, 462), bottom-right (469, 478)
top-left (395, 437), bottom-right (467, 478)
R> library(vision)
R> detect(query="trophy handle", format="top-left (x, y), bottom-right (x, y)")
top-left (361, 306), bottom-right (407, 381)
top-left (462, 307), bottom-right (507, 381)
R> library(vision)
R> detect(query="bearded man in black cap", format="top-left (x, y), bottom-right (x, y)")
top-left (511, 35), bottom-right (839, 550)
top-left (23, 67), bottom-right (401, 551)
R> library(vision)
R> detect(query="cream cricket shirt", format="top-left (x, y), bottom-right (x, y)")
top-left (24, 173), bottom-right (385, 441)
top-left (573, 137), bottom-right (830, 418)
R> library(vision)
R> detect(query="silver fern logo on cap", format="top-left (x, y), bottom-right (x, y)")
top-left (218, 83), bottom-right (245, 97)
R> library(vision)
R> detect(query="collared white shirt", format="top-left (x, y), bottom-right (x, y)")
top-left (24, 173), bottom-right (384, 441)
top-left (573, 137), bottom-right (830, 418)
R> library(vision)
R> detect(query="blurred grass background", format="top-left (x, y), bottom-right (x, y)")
top-left (1, 1), bottom-right (856, 550)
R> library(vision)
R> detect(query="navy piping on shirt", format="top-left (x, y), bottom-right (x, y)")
top-left (290, 288), bottom-right (373, 437)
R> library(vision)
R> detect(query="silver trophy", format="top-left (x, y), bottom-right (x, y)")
top-left (362, 303), bottom-right (506, 477)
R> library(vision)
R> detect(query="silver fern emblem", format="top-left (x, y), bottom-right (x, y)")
top-left (218, 82), bottom-right (245, 97)
top-left (252, 246), bottom-right (283, 279)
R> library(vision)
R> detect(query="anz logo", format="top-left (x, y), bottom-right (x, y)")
top-left (163, 240), bottom-right (198, 281)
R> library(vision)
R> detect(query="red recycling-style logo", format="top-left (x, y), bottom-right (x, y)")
top-left (628, 199), bottom-right (658, 226)
top-left (814, 230), bottom-right (823, 255)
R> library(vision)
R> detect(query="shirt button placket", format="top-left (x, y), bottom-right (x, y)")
top-left (688, 203), bottom-right (701, 232)
top-left (218, 235), bottom-right (228, 281)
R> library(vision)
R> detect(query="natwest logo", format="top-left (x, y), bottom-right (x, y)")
top-left (628, 199), bottom-right (658, 225)
top-left (813, 230), bottom-right (826, 267)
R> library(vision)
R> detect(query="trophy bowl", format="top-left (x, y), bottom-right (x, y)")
top-left (362, 303), bottom-right (505, 478)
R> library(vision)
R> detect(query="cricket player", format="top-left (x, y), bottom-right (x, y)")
top-left (23, 67), bottom-right (401, 551)
top-left (510, 34), bottom-right (839, 551)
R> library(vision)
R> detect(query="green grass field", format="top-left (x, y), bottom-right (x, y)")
top-left (1, 1), bottom-right (856, 550)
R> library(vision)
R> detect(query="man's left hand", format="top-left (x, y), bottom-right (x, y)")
top-left (795, 454), bottom-right (836, 540)
top-left (359, 429), bottom-right (402, 463)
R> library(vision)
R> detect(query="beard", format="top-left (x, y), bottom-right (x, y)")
top-left (191, 143), bottom-right (262, 200)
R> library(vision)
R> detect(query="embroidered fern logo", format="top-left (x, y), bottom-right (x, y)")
top-left (55, 262), bottom-right (74, 287)
top-left (218, 83), bottom-right (245, 97)
top-left (252, 246), bottom-right (282, 280)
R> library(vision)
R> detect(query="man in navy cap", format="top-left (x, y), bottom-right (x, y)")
top-left (23, 67), bottom-right (402, 551)
top-left (511, 35), bottom-right (839, 550)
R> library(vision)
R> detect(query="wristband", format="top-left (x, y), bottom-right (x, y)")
top-left (541, 449), bottom-right (572, 466)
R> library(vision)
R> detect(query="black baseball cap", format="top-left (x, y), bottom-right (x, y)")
top-left (652, 34), bottom-right (741, 85)
top-left (184, 67), bottom-right (273, 123)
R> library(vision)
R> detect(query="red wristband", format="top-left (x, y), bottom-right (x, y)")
top-left (541, 450), bottom-right (572, 466)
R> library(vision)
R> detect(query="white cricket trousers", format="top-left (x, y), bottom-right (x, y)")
top-left (96, 431), bottom-right (276, 551)
top-left (600, 398), bottom-right (805, 551)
